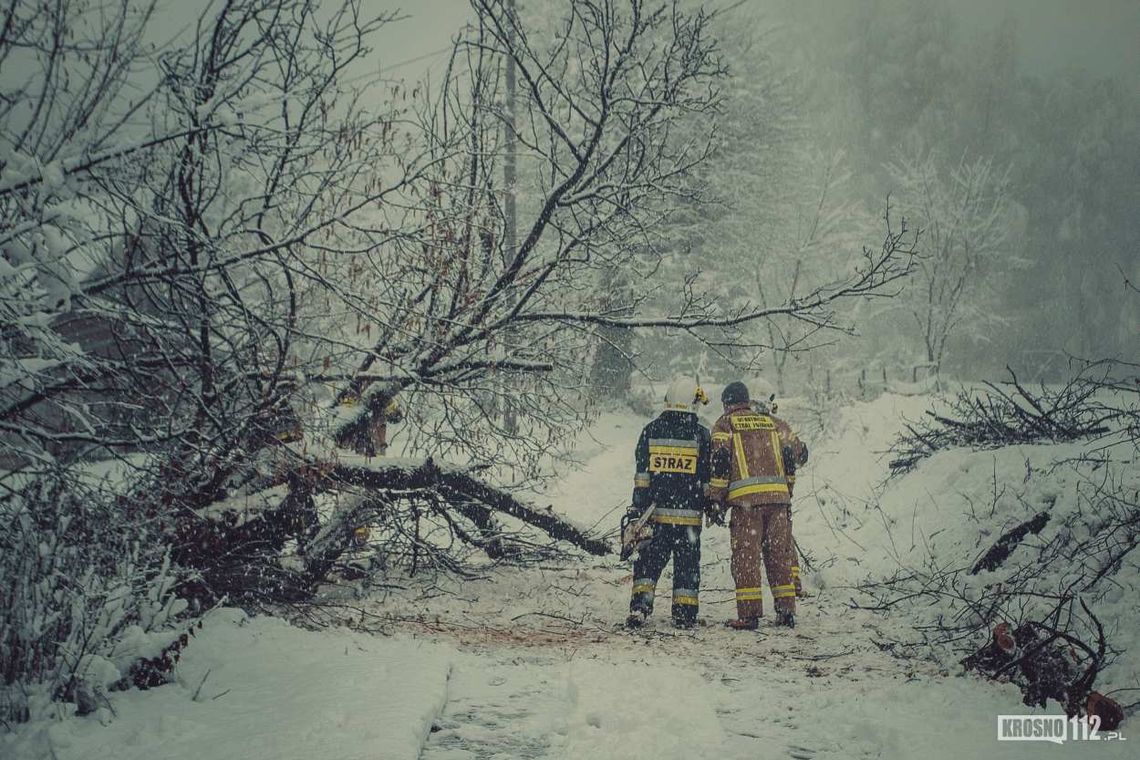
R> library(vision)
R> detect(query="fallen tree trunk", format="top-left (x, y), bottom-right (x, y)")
top-left (173, 478), bottom-right (319, 604)
top-left (174, 454), bottom-right (612, 604)
top-left (328, 458), bottom-right (612, 556)
top-left (970, 512), bottom-right (1050, 575)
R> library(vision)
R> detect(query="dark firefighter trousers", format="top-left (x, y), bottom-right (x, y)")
top-left (630, 522), bottom-right (701, 624)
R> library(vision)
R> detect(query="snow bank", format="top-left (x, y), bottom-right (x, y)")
top-left (3, 610), bottom-right (454, 760)
top-left (867, 441), bottom-right (1139, 680)
top-left (786, 391), bottom-right (1139, 698)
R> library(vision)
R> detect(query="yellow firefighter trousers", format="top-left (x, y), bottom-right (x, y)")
top-left (730, 503), bottom-right (796, 619)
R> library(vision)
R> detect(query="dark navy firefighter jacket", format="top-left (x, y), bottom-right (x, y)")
top-left (632, 410), bottom-right (713, 526)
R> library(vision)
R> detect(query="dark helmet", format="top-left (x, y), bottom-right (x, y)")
top-left (721, 381), bottom-right (749, 406)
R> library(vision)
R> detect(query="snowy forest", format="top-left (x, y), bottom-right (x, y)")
top-left (1, 0), bottom-right (1138, 758)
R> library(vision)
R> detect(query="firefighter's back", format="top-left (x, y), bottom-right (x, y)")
top-left (713, 404), bottom-right (791, 508)
top-left (643, 411), bottom-right (709, 512)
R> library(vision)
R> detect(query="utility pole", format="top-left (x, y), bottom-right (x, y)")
top-left (502, 0), bottom-right (519, 436)
top-left (504, 0), bottom-right (517, 265)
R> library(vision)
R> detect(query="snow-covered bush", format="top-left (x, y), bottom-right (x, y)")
top-left (890, 360), bottom-right (1136, 473)
top-left (857, 448), bottom-right (1139, 712)
top-left (0, 474), bottom-right (189, 723)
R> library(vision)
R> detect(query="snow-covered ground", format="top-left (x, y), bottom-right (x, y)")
top-left (4, 392), bottom-right (1136, 759)
top-left (3, 610), bottom-right (454, 760)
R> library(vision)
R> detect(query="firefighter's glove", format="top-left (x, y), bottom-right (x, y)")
top-left (705, 502), bottom-right (726, 527)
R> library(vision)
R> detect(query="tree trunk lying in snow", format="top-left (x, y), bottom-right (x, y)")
top-left (174, 455), bottom-right (611, 604)
top-left (970, 512), bottom-right (1050, 575)
top-left (328, 458), bottom-right (612, 555)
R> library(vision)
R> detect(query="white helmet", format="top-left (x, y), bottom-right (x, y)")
top-left (663, 376), bottom-right (709, 412)
top-left (749, 377), bottom-right (776, 412)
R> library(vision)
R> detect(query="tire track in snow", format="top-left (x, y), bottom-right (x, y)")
top-left (420, 647), bottom-right (755, 760)
top-left (420, 653), bottom-right (563, 760)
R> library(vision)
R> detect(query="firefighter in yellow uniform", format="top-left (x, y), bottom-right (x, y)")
top-left (708, 381), bottom-right (807, 629)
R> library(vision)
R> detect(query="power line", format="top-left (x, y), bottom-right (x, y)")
top-left (386, 45), bottom-right (455, 72)
top-left (343, 45), bottom-right (454, 87)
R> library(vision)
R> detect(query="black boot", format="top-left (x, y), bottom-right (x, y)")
top-left (776, 610), bottom-right (796, 629)
top-left (625, 610), bottom-right (649, 629)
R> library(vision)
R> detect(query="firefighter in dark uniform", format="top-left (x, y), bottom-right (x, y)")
top-left (626, 377), bottom-right (712, 629)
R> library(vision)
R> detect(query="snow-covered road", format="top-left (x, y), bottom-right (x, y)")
top-left (405, 595), bottom-right (1121, 760)
top-left (13, 586), bottom-right (1117, 760)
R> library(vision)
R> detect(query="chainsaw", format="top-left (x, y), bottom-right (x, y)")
top-left (619, 504), bottom-right (656, 561)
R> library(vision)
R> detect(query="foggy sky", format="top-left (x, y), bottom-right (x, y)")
top-left (360, 0), bottom-right (1140, 83)
top-left (953, 0), bottom-right (1139, 79)
top-left (141, 1), bottom-right (1139, 91)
